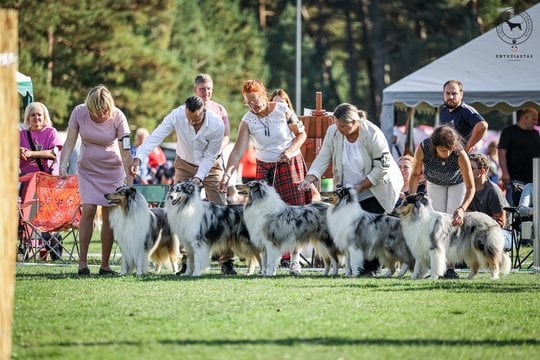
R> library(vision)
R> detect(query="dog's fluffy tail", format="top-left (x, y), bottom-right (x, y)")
top-left (149, 230), bottom-right (180, 272)
top-left (500, 252), bottom-right (511, 276)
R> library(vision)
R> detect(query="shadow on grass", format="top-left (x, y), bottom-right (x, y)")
top-left (42, 336), bottom-right (539, 348)
top-left (14, 271), bottom-right (540, 294)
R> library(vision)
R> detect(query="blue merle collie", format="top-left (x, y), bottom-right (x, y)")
top-left (396, 193), bottom-right (511, 280)
top-left (105, 186), bottom-right (179, 275)
top-left (165, 181), bottom-right (261, 277)
top-left (326, 186), bottom-right (415, 277)
top-left (237, 180), bottom-right (341, 277)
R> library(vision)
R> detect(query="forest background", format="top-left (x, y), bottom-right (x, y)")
top-left (5, 0), bottom-right (538, 139)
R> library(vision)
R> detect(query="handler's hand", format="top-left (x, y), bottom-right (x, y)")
top-left (218, 175), bottom-right (229, 193)
top-left (452, 207), bottom-right (464, 227)
top-left (278, 151), bottom-right (291, 163)
top-left (298, 175), bottom-right (316, 192)
top-left (130, 158), bottom-right (141, 178)
top-left (59, 166), bottom-right (68, 179)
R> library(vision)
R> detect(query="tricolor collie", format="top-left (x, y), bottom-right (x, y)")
top-left (105, 186), bottom-right (179, 275)
top-left (396, 193), bottom-right (511, 280)
top-left (237, 181), bottom-right (341, 276)
top-left (327, 186), bottom-right (414, 277)
top-left (165, 181), bottom-right (261, 277)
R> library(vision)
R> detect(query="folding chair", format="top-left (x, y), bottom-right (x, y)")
top-left (18, 172), bottom-right (82, 263)
top-left (504, 206), bottom-right (534, 269)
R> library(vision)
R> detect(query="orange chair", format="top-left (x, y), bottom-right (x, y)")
top-left (18, 172), bottom-right (81, 263)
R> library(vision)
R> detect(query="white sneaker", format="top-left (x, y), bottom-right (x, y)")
top-left (289, 261), bottom-right (302, 276)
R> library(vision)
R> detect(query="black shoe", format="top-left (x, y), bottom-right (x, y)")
top-left (98, 268), bottom-right (118, 276)
top-left (77, 267), bottom-right (90, 276)
top-left (221, 260), bottom-right (237, 275)
top-left (443, 268), bottom-right (459, 279)
top-left (176, 263), bottom-right (187, 275)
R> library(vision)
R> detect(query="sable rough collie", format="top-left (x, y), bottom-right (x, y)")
top-left (238, 181), bottom-right (341, 276)
top-left (327, 186), bottom-right (415, 277)
top-left (165, 181), bottom-right (261, 277)
top-left (396, 193), bottom-right (511, 280)
top-left (105, 186), bottom-right (179, 275)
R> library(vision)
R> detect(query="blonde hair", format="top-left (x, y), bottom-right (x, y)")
top-left (23, 102), bottom-right (52, 129)
top-left (134, 127), bottom-right (149, 146)
top-left (85, 85), bottom-right (115, 120)
top-left (333, 103), bottom-right (367, 123)
top-left (399, 154), bottom-right (414, 167)
top-left (194, 73), bottom-right (213, 85)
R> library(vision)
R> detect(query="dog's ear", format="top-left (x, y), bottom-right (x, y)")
top-left (403, 193), bottom-right (417, 204)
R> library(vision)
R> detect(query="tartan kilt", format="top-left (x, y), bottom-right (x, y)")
top-left (256, 154), bottom-right (312, 205)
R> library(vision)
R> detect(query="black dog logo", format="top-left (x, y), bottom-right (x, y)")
top-left (506, 20), bottom-right (522, 31)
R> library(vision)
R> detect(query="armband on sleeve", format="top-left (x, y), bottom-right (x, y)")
top-left (373, 152), bottom-right (391, 169)
top-left (120, 135), bottom-right (131, 150)
top-left (287, 113), bottom-right (305, 132)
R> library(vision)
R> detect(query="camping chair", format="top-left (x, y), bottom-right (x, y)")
top-left (112, 184), bottom-right (170, 262)
top-left (504, 206), bottom-right (534, 269)
top-left (18, 172), bottom-right (81, 263)
top-left (133, 184), bottom-right (170, 208)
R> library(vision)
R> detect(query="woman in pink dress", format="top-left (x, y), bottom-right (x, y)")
top-left (59, 85), bottom-right (133, 275)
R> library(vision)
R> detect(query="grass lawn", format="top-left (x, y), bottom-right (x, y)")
top-left (11, 261), bottom-right (540, 360)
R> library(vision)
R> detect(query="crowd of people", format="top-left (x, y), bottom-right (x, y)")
top-left (18, 76), bottom-right (539, 277)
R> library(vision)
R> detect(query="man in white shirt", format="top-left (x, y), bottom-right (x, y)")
top-left (132, 96), bottom-right (237, 275)
top-left (193, 74), bottom-right (237, 275)
top-left (132, 96), bottom-right (224, 202)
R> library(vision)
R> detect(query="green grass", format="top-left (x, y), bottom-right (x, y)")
top-left (12, 264), bottom-right (540, 360)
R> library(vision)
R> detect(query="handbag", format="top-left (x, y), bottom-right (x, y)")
top-left (25, 130), bottom-right (52, 173)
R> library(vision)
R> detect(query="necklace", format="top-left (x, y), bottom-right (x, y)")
top-left (255, 115), bottom-right (270, 137)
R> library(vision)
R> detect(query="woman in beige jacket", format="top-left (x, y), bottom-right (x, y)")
top-left (299, 103), bottom-right (402, 214)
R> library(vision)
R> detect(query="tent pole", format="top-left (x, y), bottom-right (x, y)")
top-left (405, 107), bottom-right (415, 155)
top-left (533, 158), bottom-right (539, 271)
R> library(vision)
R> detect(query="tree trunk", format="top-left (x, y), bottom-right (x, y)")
top-left (344, 1), bottom-right (358, 105)
top-left (47, 26), bottom-right (54, 86)
top-left (358, 0), bottom-right (377, 121)
top-left (369, 0), bottom-right (385, 123)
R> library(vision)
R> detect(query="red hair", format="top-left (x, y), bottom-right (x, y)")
top-left (242, 80), bottom-right (267, 97)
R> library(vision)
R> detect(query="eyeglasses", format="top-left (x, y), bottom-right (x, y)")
top-left (243, 94), bottom-right (265, 110)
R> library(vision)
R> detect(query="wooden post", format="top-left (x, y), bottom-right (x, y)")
top-left (0, 9), bottom-right (20, 359)
top-left (300, 92), bottom-right (334, 181)
top-left (311, 91), bottom-right (326, 116)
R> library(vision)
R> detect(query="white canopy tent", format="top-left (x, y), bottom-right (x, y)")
top-left (380, 3), bottom-right (540, 145)
top-left (16, 71), bottom-right (33, 109)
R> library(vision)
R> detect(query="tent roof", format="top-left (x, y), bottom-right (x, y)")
top-left (380, 3), bottom-right (540, 143)
top-left (16, 71), bottom-right (33, 98)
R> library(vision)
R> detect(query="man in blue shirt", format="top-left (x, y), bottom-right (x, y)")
top-left (440, 80), bottom-right (488, 153)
